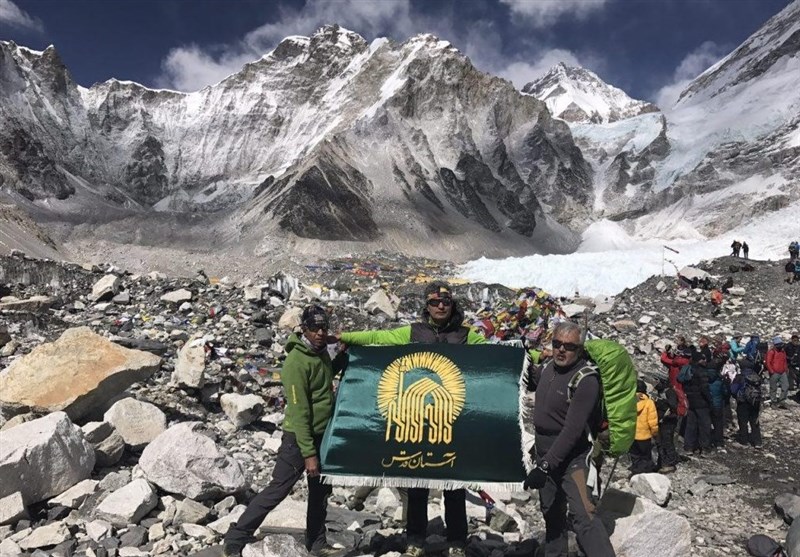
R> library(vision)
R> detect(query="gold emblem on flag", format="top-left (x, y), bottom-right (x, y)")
top-left (377, 352), bottom-right (466, 445)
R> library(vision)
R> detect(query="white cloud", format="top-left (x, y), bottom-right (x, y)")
top-left (157, 0), bottom-right (417, 91)
top-left (655, 41), bottom-right (728, 109)
top-left (499, 0), bottom-right (610, 28)
top-left (0, 0), bottom-right (44, 33)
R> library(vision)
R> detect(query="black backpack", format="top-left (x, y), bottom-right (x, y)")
top-left (746, 534), bottom-right (786, 556)
top-left (738, 373), bottom-right (763, 406)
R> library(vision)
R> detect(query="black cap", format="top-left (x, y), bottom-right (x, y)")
top-left (424, 280), bottom-right (453, 298)
top-left (637, 379), bottom-right (647, 394)
top-left (301, 305), bottom-right (329, 330)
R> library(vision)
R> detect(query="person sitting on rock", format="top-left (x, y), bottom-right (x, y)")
top-left (523, 321), bottom-right (617, 557)
top-left (653, 379), bottom-right (680, 473)
top-left (223, 305), bottom-right (347, 557)
top-left (334, 280), bottom-right (486, 557)
top-left (630, 380), bottom-right (659, 475)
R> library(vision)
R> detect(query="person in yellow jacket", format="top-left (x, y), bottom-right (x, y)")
top-left (629, 379), bottom-right (659, 475)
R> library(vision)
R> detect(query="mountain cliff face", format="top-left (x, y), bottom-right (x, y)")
top-left (0, 26), bottom-right (594, 260)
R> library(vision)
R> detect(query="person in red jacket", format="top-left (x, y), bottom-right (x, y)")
top-left (660, 345), bottom-right (690, 418)
top-left (767, 337), bottom-right (789, 406)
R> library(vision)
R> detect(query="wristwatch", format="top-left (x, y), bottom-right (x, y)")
top-left (539, 459), bottom-right (550, 473)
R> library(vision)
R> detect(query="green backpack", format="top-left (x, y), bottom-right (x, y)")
top-left (567, 339), bottom-right (638, 457)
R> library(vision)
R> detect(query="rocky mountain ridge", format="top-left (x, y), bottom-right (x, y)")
top-left (0, 25), bottom-right (592, 262)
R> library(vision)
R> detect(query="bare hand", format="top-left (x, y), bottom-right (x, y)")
top-left (305, 456), bottom-right (320, 477)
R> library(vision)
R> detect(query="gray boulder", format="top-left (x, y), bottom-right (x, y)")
top-left (776, 492), bottom-right (800, 525)
top-left (220, 393), bottom-right (264, 428)
top-left (600, 489), bottom-right (691, 557)
top-left (242, 535), bottom-right (310, 557)
top-left (81, 421), bottom-right (125, 467)
top-left (629, 473), bottom-right (671, 506)
top-left (0, 492), bottom-right (28, 526)
top-left (104, 398), bottom-right (166, 450)
top-left (173, 336), bottom-right (206, 389)
top-left (48, 479), bottom-right (98, 509)
top-left (0, 412), bottom-right (95, 505)
top-left (91, 275), bottom-right (121, 301)
top-left (18, 522), bottom-right (71, 551)
top-left (161, 289), bottom-right (192, 304)
top-left (138, 422), bottom-right (246, 500)
top-left (173, 498), bottom-right (210, 526)
top-left (788, 518), bottom-right (800, 557)
top-left (95, 479), bottom-right (158, 526)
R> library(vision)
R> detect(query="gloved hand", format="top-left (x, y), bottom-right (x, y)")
top-left (523, 467), bottom-right (548, 490)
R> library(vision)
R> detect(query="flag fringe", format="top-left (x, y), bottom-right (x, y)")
top-left (321, 474), bottom-right (524, 492)
top-left (519, 352), bottom-right (534, 473)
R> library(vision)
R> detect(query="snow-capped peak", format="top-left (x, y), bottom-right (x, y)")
top-left (522, 62), bottom-right (658, 124)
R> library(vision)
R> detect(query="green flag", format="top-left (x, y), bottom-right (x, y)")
top-left (320, 344), bottom-right (529, 490)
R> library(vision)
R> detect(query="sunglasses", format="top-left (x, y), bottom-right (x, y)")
top-left (552, 339), bottom-right (581, 352)
top-left (426, 298), bottom-right (453, 307)
top-left (305, 324), bottom-right (328, 333)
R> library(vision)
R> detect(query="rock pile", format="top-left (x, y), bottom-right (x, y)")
top-left (0, 251), bottom-right (797, 556)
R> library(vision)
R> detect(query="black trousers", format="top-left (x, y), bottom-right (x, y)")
top-left (406, 488), bottom-right (467, 545)
top-left (657, 418), bottom-right (679, 467)
top-left (629, 439), bottom-right (656, 475)
top-left (683, 407), bottom-right (712, 451)
top-left (788, 365), bottom-right (799, 391)
top-left (224, 433), bottom-right (331, 551)
top-left (537, 450), bottom-right (616, 557)
top-left (736, 401), bottom-right (762, 447)
top-left (710, 407), bottom-right (725, 447)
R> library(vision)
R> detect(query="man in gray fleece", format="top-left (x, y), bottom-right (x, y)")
top-left (524, 321), bottom-right (616, 557)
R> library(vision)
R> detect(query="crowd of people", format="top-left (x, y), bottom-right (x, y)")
top-left (637, 331), bottom-right (800, 475)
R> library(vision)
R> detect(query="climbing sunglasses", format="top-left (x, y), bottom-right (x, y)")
top-left (426, 298), bottom-right (453, 307)
top-left (552, 340), bottom-right (581, 352)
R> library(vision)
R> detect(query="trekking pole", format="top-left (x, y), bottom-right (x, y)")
top-left (599, 456), bottom-right (620, 500)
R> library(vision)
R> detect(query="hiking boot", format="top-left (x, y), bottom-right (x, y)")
top-left (222, 543), bottom-right (244, 557)
top-left (402, 544), bottom-right (425, 557)
top-left (310, 544), bottom-right (346, 557)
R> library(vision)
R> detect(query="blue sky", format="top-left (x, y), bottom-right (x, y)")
top-left (0, 0), bottom-right (792, 104)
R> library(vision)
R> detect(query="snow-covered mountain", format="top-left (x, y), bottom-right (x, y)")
top-left (522, 63), bottom-right (658, 124)
top-left (0, 26), bottom-right (592, 261)
top-left (523, 0), bottom-right (800, 238)
top-left (1, 0), bottom-right (799, 266)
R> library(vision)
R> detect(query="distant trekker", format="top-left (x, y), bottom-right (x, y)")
top-left (766, 336), bottom-right (789, 407)
top-left (742, 241), bottom-right (749, 259)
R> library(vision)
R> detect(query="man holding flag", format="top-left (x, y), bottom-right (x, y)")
top-left (223, 305), bottom-right (346, 557)
top-left (336, 280), bottom-right (485, 557)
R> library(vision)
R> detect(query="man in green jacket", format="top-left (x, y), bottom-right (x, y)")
top-left (337, 281), bottom-right (485, 557)
top-left (224, 305), bottom-right (345, 557)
